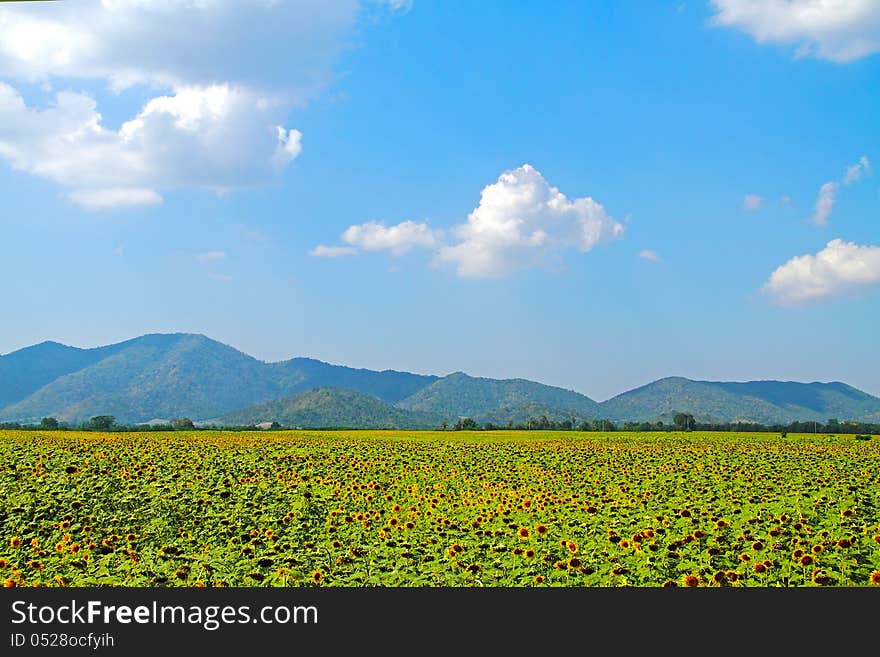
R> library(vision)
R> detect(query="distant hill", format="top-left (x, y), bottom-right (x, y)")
top-left (397, 372), bottom-right (600, 419)
top-left (0, 340), bottom-right (120, 408)
top-left (218, 387), bottom-right (445, 429)
top-left (270, 357), bottom-right (436, 404)
top-left (474, 402), bottom-right (593, 426)
top-left (2, 333), bottom-right (879, 426)
top-left (0, 334), bottom-right (435, 424)
top-left (600, 377), bottom-right (880, 424)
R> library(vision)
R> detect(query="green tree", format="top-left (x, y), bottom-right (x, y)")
top-left (674, 412), bottom-right (695, 431)
top-left (171, 418), bottom-right (195, 430)
top-left (83, 415), bottom-right (116, 431)
top-left (39, 417), bottom-right (59, 430)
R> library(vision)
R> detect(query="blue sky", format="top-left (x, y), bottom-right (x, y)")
top-left (1, 0), bottom-right (878, 400)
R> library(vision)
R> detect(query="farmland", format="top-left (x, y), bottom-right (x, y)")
top-left (1, 430), bottom-right (879, 587)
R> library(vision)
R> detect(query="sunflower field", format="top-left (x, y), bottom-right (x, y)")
top-left (1, 429), bottom-right (879, 587)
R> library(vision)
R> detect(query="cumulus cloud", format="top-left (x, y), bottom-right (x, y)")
top-left (341, 220), bottom-right (439, 255)
top-left (711, 0), bottom-right (880, 62)
top-left (309, 245), bottom-right (359, 257)
top-left (0, 1), bottom-right (361, 96)
top-left (0, 83), bottom-right (301, 207)
top-left (639, 249), bottom-right (661, 262)
top-left (0, 1), bottom-right (408, 206)
top-left (312, 220), bottom-right (439, 257)
top-left (763, 238), bottom-right (880, 303)
top-left (742, 194), bottom-right (763, 211)
top-left (810, 156), bottom-right (871, 226)
top-left (437, 164), bottom-right (623, 278)
top-left (194, 251), bottom-right (227, 263)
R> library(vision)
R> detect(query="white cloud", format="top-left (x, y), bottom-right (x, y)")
top-left (0, 83), bottom-right (301, 207)
top-left (0, 1), bottom-right (409, 206)
top-left (844, 155), bottom-right (871, 185)
top-left (0, 1), bottom-right (361, 96)
top-left (810, 155), bottom-right (871, 226)
top-left (711, 0), bottom-right (880, 62)
top-left (69, 188), bottom-right (162, 209)
top-left (742, 194), bottom-right (763, 211)
top-left (341, 220), bottom-right (439, 255)
top-left (382, 0), bottom-right (414, 12)
top-left (812, 181), bottom-right (839, 227)
top-left (639, 249), bottom-right (661, 262)
top-left (194, 251), bottom-right (227, 263)
top-left (309, 245), bottom-right (358, 257)
top-left (312, 220), bottom-right (439, 257)
top-left (763, 238), bottom-right (880, 303)
top-left (437, 164), bottom-right (624, 278)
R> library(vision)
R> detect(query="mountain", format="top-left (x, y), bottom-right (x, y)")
top-left (474, 402), bottom-right (593, 426)
top-left (2, 333), bottom-right (879, 426)
top-left (270, 358), bottom-right (436, 404)
top-left (0, 340), bottom-right (122, 409)
top-left (397, 371), bottom-right (600, 418)
top-left (600, 377), bottom-right (880, 424)
top-left (218, 387), bottom-right (445, 429)
top-left (0, 334), bottom-right (436, 424)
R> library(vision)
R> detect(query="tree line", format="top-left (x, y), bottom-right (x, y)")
top-left (443, 412), bottom-right (878, 435)
top-left (0, 413), bottom-right (876, 435)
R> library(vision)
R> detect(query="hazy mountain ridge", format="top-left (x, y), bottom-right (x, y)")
top-left (396, 371), bottom-right (600, 418)
top-left (600, 376), bottom-right (880, 424)
top-left (218, 387), bottom-right (445, 429)
top-left (0, 334), bottom-right (436, 424)
top-left (2, 334), bottom-right (879, 426)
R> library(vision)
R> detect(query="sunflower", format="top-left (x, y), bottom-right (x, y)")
top-left (870, 572), bottom-right (880, 586)
top-left (683, 574), bottom-right (699, 587)
top-left (312, 570), bottom-right (323, 584)
top-left (518, 527), bottom-right (530, 539)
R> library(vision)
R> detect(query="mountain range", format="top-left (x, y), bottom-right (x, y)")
top-left (1, 333), bottom-right (878, 427)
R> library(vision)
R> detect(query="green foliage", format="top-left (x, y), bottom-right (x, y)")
top-left (602, 377), bottom-right (880, 424)
top-left (220, 387), bottom-right (445, 429)
top-left (82, 415), bottom-right (116, 431)
top-left (397, 372), bottom-right (600, 419)
top-left (0, 334), bottom-right (436, 425)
